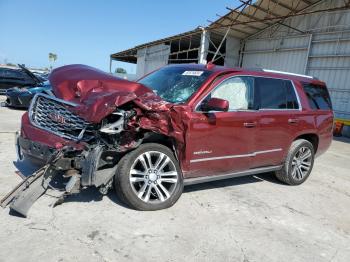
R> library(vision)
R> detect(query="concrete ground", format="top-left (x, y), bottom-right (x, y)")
top-left (0, 96), bottom-right (349, 262)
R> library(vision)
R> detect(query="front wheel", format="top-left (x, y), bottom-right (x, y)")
top-left (275, 139), bottom-right (315, 185)
top-left (114, 143), bottom-right (183, 210)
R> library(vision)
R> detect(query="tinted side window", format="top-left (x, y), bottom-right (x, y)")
top-left (255, 78), bottom-right (299, 109)
top-left (302, 83), bottom-right (332, 110)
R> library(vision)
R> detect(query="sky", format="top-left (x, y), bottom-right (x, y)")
top-left (0, 0), bottom-right (239, 73)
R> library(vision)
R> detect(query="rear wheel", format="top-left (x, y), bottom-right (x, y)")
top-left (275, 139), bottom-right (315, 185)
top-left (114, 143), bottom-right (183, 210)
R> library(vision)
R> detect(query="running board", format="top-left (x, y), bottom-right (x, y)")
top-left (184, 165), bottom-right (282, 186)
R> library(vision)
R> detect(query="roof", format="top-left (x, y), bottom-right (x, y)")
top-left (111, 0), bottom-right (327, 63)
top-left (110, 28), bottom-right (202, 63)
top-left (153, 63), bottom-right (323, 84)
top-left (160, 63), bottom-right (322, 83)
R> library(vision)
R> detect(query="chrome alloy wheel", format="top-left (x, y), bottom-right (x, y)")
top-left (291, 146), bottom-right (312, 180)
top-left (129, 151), bottom-right (179, 203)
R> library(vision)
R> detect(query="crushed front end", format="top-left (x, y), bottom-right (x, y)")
top-left (2, 64), bottom-right (189, 217)
top-left (7, 95), bottom-right (142, 216)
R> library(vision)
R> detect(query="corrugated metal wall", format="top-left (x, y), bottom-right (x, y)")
top-left (225, 36), bottom-right (241, 67)
top-left (307, 29), bottom-right (350, 120)
top-left (242, 35), bottom-right (310, 74)
top-left (241, 0), bottom-right (350, 122)
top-left (136, 44), bottom-right (170, 78)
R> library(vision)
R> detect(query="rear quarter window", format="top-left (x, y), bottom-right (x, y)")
top-left (255, 77), bottom-right (299, 110)
top-left (302, 83), bottom-right (332, 110)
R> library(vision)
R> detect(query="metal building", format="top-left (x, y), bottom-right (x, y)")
top-left (110, 0), bottom-right (350, 134)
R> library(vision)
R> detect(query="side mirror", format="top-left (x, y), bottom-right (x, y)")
top-left (202, 97), bottom-right (229, 112)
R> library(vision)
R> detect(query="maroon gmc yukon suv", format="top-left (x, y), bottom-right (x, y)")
top-left (4, 64), bottom-right (333, 216)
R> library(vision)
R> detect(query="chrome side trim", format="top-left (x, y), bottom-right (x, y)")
top-left (184, 165), bottom-right (282, 186)
top-left (254, 149), bottom-right (282, 155)
top-left (190, 148), bottom-right (282, 163)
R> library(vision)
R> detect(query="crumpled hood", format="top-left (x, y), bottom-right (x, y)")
top-left (49, 64), bottom-right (170, 122)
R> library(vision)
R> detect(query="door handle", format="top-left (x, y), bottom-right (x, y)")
top-left (288, 118), bottom-right (299, 124)
top-left (244, 122), bottom-right (256, 128)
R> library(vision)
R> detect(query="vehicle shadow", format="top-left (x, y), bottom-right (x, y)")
top-left (11, 160), bottom-right (134, 210)
top-left (45, 172), bottom-right (285, 210)
top-left (63, 187), bottom-right (131, 209)
top-left (13, 159), bottom-right (39, 177)
top-left (53, 173), bottom-right (283, 210)
top-left (184, 171), bottom-right (284, 193)
top-left (254, 171), bottom-right (286, 185)
top-left (184, 175), bottom-right (263, 193)
top-left (12, 160), bottom-right (284, 210)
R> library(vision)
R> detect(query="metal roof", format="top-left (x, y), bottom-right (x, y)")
top-left (208, 0), bottom-right (324, 38)
top-left (110, 29), bottom-right (203, 63)
top-left (111, 0), bottom-right (347, 63)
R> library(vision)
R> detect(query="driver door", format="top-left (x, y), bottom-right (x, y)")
top-left (185, 76), bottom-right (258, 178)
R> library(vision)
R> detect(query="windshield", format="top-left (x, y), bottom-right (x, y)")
top-left (138, 67), bottom-right (213, 103)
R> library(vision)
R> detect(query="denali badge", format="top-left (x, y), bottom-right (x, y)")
top-left (48, 113), bottom-right (67, 124)
top-left (193, 150), bottom-right (212, 155)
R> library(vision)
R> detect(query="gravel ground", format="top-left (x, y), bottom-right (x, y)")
top-left (0, 97), bottom-right (349, 262)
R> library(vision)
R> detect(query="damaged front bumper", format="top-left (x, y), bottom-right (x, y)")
top-left (4, 107), bottom-right (138, 217)
top-left (3, 133), bottom-right (119, 217)
top-left (1, 150), bottom-right (69, 217)
top-left (17, 134), bottom-right (57, 165)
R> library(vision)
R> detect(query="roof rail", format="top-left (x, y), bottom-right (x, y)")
top-left (262, 69), bottom-right (315, 79)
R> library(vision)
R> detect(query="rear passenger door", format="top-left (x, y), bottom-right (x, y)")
top-left (251, 77), bottom-right (301, 168)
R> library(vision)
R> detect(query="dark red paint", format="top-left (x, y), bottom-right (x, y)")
top-left (21, 64), bottom-right (333, 178)
top-left (49, 64), bottom-right (157, 123)
top-left (204, 97), bottom-right (229, 112)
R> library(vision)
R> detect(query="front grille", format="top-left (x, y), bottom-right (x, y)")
top-left (29, 94), bottom-right (90, 141)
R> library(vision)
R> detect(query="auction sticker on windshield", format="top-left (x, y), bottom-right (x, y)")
top-left (182, 71), bottom-right (204, 76)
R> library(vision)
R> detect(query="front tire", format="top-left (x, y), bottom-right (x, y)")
top-left (275, 139), bottom-right (315, 185)
top-left (114, 143), bottom-right (183, 210)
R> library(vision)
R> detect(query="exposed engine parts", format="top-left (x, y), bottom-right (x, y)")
top-left (1, 64), bottom-right (187, 216)
top-left (100, 110), bottom-right (126, 134)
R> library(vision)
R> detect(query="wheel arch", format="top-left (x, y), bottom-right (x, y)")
top-left (294, 133), bottom-right (319, 153)
top-left (143, 132), bottom-right (173, 147)
top-left (142, 132), bottom-right (179, 160)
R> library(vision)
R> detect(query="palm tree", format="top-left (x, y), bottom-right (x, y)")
top-left (48, 53), bottom-right (58, 71)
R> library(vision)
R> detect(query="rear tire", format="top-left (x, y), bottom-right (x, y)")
top-left (275, 139), bottom-right (315, 185)
top-left (114, 143), bottom-right (183, 210)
